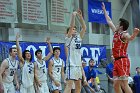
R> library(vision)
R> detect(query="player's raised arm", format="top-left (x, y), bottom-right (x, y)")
top-left (16, 33), bottom-right (24, 64)
top-left (43, 37), bottom-right (53, 61)
top-left (67, 11), bottom-right (77, 38)
top-left (122, 28), bottom-right (140, 41)
top-left (77, 9), bottom-right (86, 39)
top-left (102, 2), bottom-right (116, 32)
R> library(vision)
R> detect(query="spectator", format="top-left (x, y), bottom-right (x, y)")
top-left (133, 67), bottom-right (140, 93)
top-left (106, 55), bottom-right (114, 93)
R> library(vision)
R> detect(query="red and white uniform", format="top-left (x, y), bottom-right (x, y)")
top-left (112, 31), bottom-right (130, 77)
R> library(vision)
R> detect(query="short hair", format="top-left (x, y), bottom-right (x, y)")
top-left (119, 18), bottom-right (129, 31)
top-left (66, 26), bottom-right (77, 34)
top-left (35, 49), bottom-right (42, 56)
top-left (53, 47), bottom-right (61, 53)
top-left (89, 58), bottom-right (94, 63)
top-left (22, 50), bottom-right (32, 62)
top-left (136, 67), bottom-right (140, 70)
top-left (9, 47), bottom-right (16, 53)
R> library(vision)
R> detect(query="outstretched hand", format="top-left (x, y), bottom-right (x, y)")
top-left (77, 9), bottom-right (83, 17)
top-left (16, 33), bottom-right (20, 40)
top-left (102, 2), bottom-right (106, 10)
top-left (72, 11), bottom-right (77, 16)
top-left (134, 28), bottom-right (140, 34)
top-left (46, 37), bottom-right (51, 44)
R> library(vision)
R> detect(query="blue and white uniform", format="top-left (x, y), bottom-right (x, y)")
top-left (65, 33), bottom-right (83, 80)
top-left (20, 61), bottom-right (35, 93)
top-left (2, 58), bottom-right (19, 93)
top-left (35, 60), bottom-right (49, 93)
top-left (50, 57), bottom-right (64, 91)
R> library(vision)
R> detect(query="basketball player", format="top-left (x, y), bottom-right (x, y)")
top-left (102, 2), bottom-right (140, 93)
top-left (48, 47), bottom-right (65, 93)
top-left (64, 9), bottom-right (86, 93)
top-left (34, 37), bottom-right (53, 93)
top-left (16, 33), bottom-right (35, 93)
top-left (0, 47), bottom-right (19, 93)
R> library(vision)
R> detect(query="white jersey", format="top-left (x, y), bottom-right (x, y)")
top-left (2, 58), bottom-right (18, 83)
top-left (21, 61), bottom-right (34, 88)
top-left (52, 57), bottom-right (64, 82)
top-left (36, 60), bottom-right (47, 82)
top-left (65, 34), bottom-right (82, 66)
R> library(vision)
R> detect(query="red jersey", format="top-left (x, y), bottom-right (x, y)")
top-left (112, 31), bottom-right (128, 58)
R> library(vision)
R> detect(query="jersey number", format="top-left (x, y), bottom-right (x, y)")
top-left (42, 69), bottom-right (45, 73)
top-left (10, 70), bottom-right (14, 76)
top-left (75, 44), bottom-right (81, 49)
top-left (57, 68), bottom-right (60, 73)
top-left (29, 68), bottom-right (33, 74)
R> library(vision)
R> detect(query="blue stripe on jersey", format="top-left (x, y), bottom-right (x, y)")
top-left (67, 46), bottom-right (71, 79)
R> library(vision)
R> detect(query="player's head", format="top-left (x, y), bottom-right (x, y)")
top-left (89, 58), bottom-right (95, 67)
top-left (136, 67), bottom-right (140, 73)
top-left (66, 26), bottom-right (77, 36)
top-left (53, 47), bottom-right (61, 57)
top-left (116, 18), bottom-right (129, 31)
top-left (22, 50), bottom-right (32, 62)
top-left (35, 49), bottom-right (42, 59)
top-left (9, 47), bottom-right (17, 57)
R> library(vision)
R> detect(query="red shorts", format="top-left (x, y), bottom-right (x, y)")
top-left (113, 57), bottom-right (130, 77)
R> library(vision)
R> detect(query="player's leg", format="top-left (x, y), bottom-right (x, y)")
top-left (113, 78), bottom-right (123, 93)
top-left (120, 58), bottom-right (132, 93)
top-left (63, 80), bottom-right (73, 93)
top-left (74, 80), bottom-right (81, 93)
top-left (113, 60), bottom-right (123, 93)
top-left (74, 67), bottom-right (82, 93)
top-left (121, 78), bottom-right (132, 93)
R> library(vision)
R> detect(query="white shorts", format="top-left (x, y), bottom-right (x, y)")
top-left (38, 81), bottom-right (50, 93)
top-left (3, 82), bottom-right (15, 93)
top-left (20, 84), bottom-right (35, 93)
top-left (66, 66), bottom-right (82, 80)
top-left (49, 81), bottom-right (62, 91)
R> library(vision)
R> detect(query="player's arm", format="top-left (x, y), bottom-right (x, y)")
top-left (64, 44), bottom-right (68, 57)
top-left (43, 37), bottom-right (53, 61)
top-left (0, 60), bottom-right (8, 87)
top-left (16, 33), bottom-right (24, 64)
top-left (122, 28), bottom-right (140, 41)
top-left (14, 70), bottom-right (19, 90)
top-left (48, 60), bottom-right (60, 86)
top-left (67, 11), bottom-right (77, 38)
top-left (34, 62), bottom-right (41, 87)
top-left (77, 9), bottom-right (87, 39)
top-left (102, 2), bottom-right (116, 32)
top-left (61, 61), bottom-right (65, 83)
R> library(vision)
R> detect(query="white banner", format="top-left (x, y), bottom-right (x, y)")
top-left (22, 0), bottom-right (47, 25)
top-left (0, 0), bottom-right (17, 23)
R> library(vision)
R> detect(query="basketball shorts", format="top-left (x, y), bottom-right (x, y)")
top-left (113, 57), bottom-right (130, 77)
top-left (66, 66), bottom-right (82, 80)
